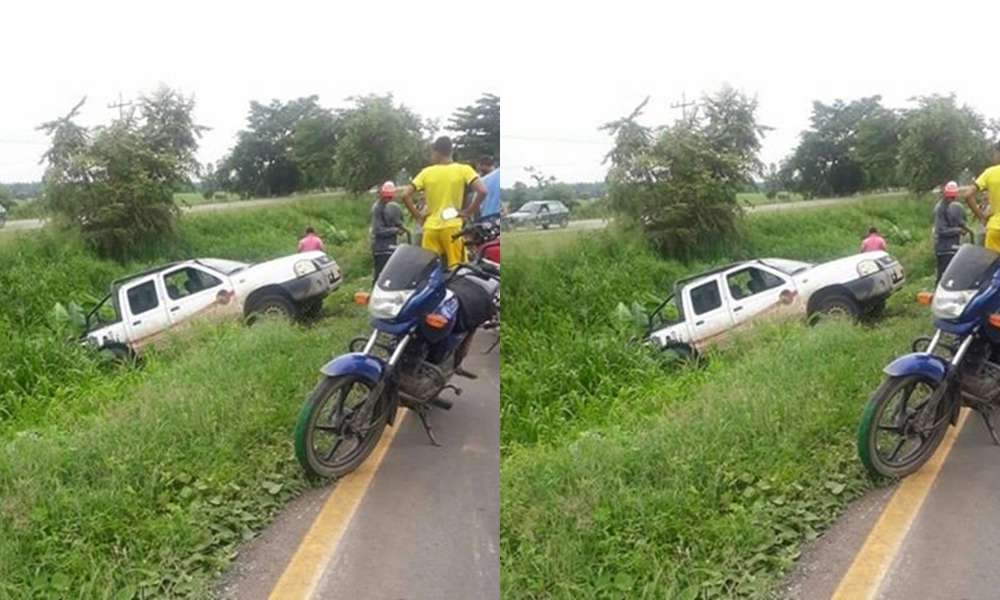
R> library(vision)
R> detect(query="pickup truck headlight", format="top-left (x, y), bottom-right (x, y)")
top-left (857, 260), bottom-right (880, 277)
top-left (294, 260), bottom-right (318, 277)
top-left (931, 288), bottom-right (977, 320)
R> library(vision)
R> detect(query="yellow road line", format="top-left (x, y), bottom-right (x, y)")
top-left (269, 410), bottom-right (408, 600)
top-left (832, 408), bottom-right (969, 600)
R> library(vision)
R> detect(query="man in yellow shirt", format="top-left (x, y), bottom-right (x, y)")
top-left (402, 136), bottom-right (487, 267)
top-left (964, 143), bottom-right (1000, 252)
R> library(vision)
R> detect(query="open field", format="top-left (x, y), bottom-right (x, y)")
top-left (0, 192), bottom-right (380, 596)
top-left (500, 193), bottom-right (938, 598)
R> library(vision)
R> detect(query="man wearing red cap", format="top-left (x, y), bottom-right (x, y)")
top-left (935, 180), bottom-right (973, 282)
top-left (370, 181), bottom-right (409, 283)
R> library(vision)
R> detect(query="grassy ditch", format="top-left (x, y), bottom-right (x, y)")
top-left (0, 192), bottom-right (382, 596)
top-left (500, 193), bottom-right (939, 598)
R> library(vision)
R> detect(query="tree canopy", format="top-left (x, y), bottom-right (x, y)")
top-left (603, 87), bottom-right (766, 259)
top-left (37, 87), bottom-right (204, 261)
top-left (448, 93), bottom-right (500, 162)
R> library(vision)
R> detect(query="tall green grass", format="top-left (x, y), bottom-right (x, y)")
top-left (0, 192), bottom-right (385, 596)
top-left (0, 192), bottom-right (374, 432)
top-left (501, 194), bottom-right (940, 598)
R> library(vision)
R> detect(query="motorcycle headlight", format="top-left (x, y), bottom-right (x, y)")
top-left (294, 260), bottom-right (318, 277)
top-left (857, 260), bottom-right (880, 277)
top-left (931, 288), bottom-right (977, 320)
top-left (368, 286), bottom-right (416, 320)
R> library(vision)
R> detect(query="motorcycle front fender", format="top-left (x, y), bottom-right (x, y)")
top-left (883, 352), bottom-right (949, 383)
top-left (320, 352), bottom-right (385, 385)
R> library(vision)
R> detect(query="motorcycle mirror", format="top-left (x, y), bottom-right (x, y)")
top-left (442, 207), bottom-right (459, 220)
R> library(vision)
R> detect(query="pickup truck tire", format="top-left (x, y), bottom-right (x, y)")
top-left (247, 293), bottom-right (298, 323)
top-left (809, 293), bottom-right (860, 324)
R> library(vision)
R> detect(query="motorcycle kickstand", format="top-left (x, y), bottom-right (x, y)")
top-left (980, 407), bottom-right (1000, 446)
top-left (416, 408), bottom-right (441, 447)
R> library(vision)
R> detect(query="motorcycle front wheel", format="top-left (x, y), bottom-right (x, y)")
top-left (857, 374), bottom-right (951, 478)
top-left (295, 375), bottom-right (388, 478)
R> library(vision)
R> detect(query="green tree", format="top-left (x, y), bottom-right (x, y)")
top-left (333, 94), bottom-right (429, 193)
top-left (0, 186), bottom-right (12, 211)
top-left (293, 109), bottom-right (340, 190)
top-left (602, 87), bottom-right (766, 260)
top-left (217, 96), bottom-right (325, 198)
top-left (37, 90), bottom-right (203, 261)
top-left (782, 96), bottom-right (898, 197)
top-left (897, 95), bottom-right (992, 193)
top-left (448, 93), bottom-right (500, 162)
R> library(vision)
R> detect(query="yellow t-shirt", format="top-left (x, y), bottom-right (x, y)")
top-left (976, 165), bottom-right (1000, 230)
top-left (411, 162), bottom-right (479, 230)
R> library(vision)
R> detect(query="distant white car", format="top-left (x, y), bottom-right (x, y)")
top-left (646, 251), bottom-right (905, 356)
top-left (83, 251), bottom-right (341, 358)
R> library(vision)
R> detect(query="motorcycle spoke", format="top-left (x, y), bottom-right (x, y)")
top-left (887, 437), bottom-right (908, 461)
top-left (324, 437), bottom-right (345, 462)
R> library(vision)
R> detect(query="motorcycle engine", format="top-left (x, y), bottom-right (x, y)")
top-left (961, 355), bottom-right (1000, 402)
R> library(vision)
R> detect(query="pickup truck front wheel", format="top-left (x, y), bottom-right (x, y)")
top-left (247, 294), bottom-right (299, 324)
top-left (808, 293), bottom-right (860, 325)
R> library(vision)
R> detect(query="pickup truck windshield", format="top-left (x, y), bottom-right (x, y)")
top-left (760, 258), bottom-right (812, 275)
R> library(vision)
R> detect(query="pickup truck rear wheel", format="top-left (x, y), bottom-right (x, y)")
top-left (247, 294), bottom-right (298, 324)
top-left (809, 293), bottom-right (860, 325)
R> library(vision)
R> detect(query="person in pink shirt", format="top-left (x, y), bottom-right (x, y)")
top-left (297, 226), bottom-right (324, 252)
top-left (860, 227), bottom-right (887, 253)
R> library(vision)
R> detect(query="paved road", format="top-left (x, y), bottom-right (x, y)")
top-left (220, 330), bottom-right (500, 600)
top-left (874, 418), bottom-right (1000, 600)
top-left (505, 193), bottom-right (903, 237)
top-left (785, 416), bottom-right (1000, 599)
top-left (0, 195), bottom-right (308, 233)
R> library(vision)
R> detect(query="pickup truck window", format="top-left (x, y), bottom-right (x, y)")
top-left (127, 281), bottom-right (160, 315)
top-left (690, 280), bottom-right (722, 315)
top-left (164, 267), bottom-right (222, 300)
top-left (726, 267), bottom-right (784, 300)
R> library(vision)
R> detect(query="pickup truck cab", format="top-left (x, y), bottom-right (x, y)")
top-left (83, 251), bottom-right (341, 358)
top-left (647, 251), bottom-right (905, 355)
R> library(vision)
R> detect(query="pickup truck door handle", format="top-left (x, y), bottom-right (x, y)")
top-left (695, 320), bottom-right (705, 326)
top-left (733, 306), bottom-right (743, 312)
top-left (170, 306), bottom-right (180, 312)
top-left (132, 321), bottom-right (141, 326)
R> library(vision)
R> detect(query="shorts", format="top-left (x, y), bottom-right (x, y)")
top-left (986, 228), bottom-right (1000, 253)
top-left (421, 225), bottom-right (465, 268)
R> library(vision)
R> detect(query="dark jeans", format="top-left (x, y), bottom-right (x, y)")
top-left (373, 251), bottom-right (393, 284)
top-left (936, 252), bottom-right (956, 284)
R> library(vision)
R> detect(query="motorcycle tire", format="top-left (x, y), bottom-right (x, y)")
top-left (295, 375), bottom-right (388, 479)
top-left (857, 374), bottom-right (951, 478)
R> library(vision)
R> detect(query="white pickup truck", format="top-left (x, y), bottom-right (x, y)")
top-left (646, 251), bottom-right (905, 356)
top-left (83, 251), bottom-right (341, 358)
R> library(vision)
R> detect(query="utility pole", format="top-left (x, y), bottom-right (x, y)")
top-left (108, 92), bottom-right (132, 119)
top-left (670, 92), bottom-right (697, 120)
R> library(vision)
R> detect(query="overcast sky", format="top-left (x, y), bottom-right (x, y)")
top-left (0, 1), bottom-right (494, 182)
top-left (502, 0), bottom-right (1000, 186)
top-left (4, 1), bottom-right (998, 188)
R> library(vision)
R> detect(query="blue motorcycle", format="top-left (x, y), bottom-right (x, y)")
top-left (294, 243), bottom-right (499, 478)
top-left (858, 244), bottom-right (1000, 477)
